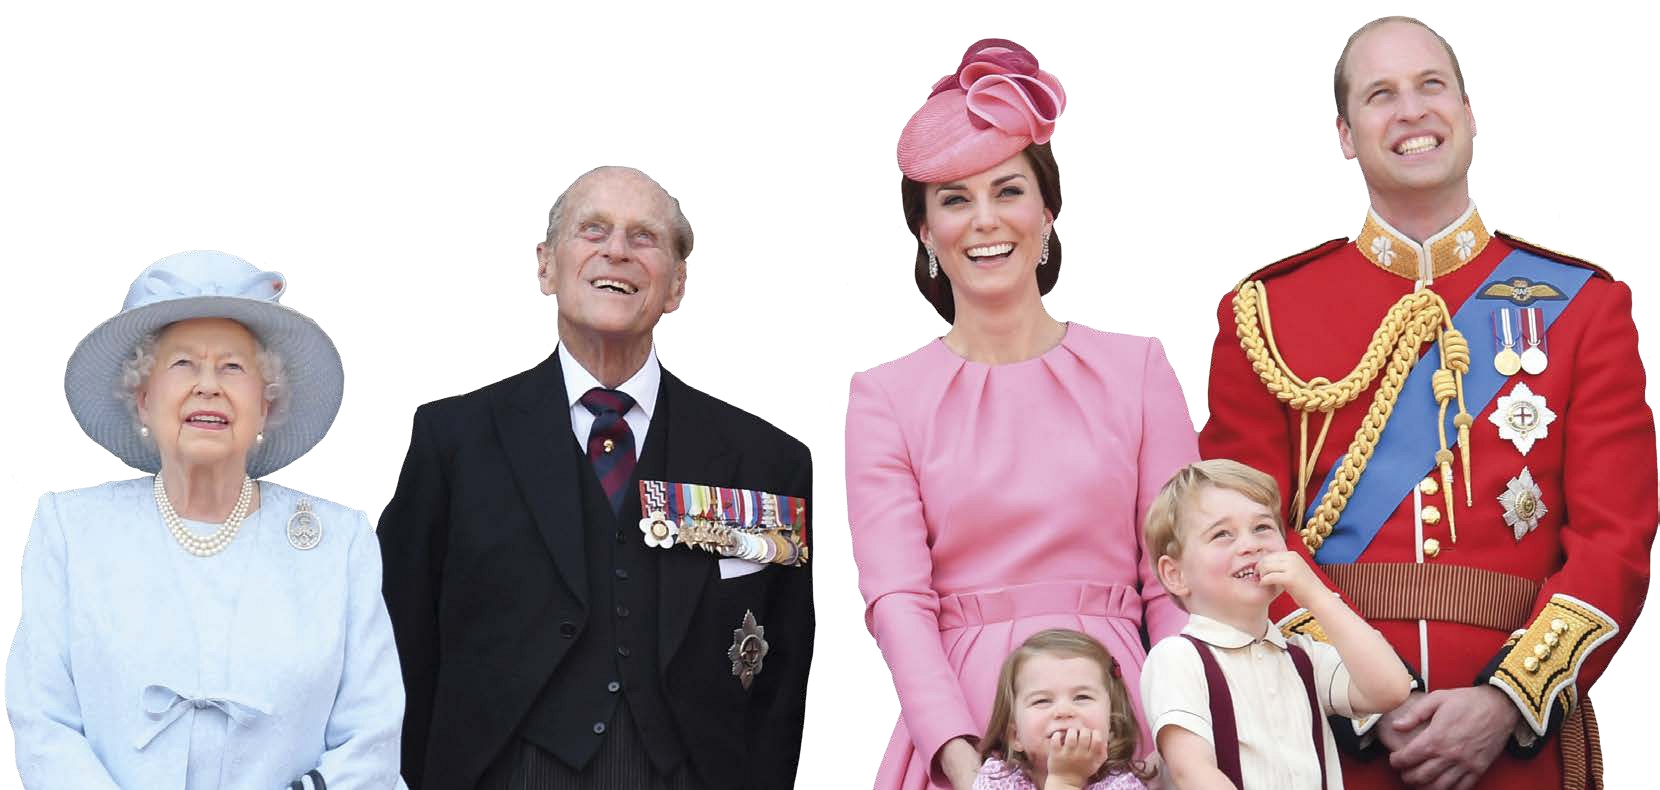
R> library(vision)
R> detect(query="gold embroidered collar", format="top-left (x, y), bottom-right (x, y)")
top-left (1356, 203), bottom-right (1491, 283)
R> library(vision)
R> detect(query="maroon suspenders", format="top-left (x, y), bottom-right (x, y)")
top-left (1179, 634), bottom-right (1329, 788)
top-left (1180, 634), bottom-right (1244, 785)
top-left (1286, 642), bottom-right (1330, 787)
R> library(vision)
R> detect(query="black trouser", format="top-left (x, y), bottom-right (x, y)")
top-left (481, 703), bottom-right (705, 790)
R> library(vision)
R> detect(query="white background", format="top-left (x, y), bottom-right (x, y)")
top-left (3, 2), bottom-right (1657, 787)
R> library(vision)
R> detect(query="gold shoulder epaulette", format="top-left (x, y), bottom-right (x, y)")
top-left (1232, 238), bottom-right (1349, 291)
top-left (1494, 231), bottom-right (1613, 281)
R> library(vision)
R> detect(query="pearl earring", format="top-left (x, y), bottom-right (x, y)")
top-left (255, 432), bottom-right (265, 445)
top-left (926, 247), bottom-right (939, 279)
top-left (139, 425), bottom-right (150, 439)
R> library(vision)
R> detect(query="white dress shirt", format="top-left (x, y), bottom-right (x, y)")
top-left (558, 343), bottom-right (660, 460)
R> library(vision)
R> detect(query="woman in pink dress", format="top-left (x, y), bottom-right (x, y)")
top-left (846, 39), bottom-right (1198, 790)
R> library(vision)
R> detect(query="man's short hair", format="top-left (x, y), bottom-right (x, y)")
top-left (543, 166), bottom-right (695, 262)
top-left (1142, 459), bottom-right (1284, 564)
top-left (1334, 16), bottom-right (1468, 123)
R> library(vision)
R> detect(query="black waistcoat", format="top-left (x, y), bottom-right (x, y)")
top-left (518, 430), bottom-right (687, 774)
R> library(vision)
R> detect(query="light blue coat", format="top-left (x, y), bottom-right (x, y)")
top-left (6, 478), bottom-right (406, 789)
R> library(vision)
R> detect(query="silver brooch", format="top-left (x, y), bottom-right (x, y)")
top-left (286, 501), bottom-right (322, 550)
top-left (727, 609), bottom-right (769, 690)
top-left (1499, 468), bottom-right (1548, 541)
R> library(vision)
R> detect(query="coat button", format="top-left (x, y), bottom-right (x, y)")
top-left (615, 605), bottom-right (630, 618)
top-left (614, 568), bottom-right (629, 580)
top-left (1419, 477), bottom-right (1440, 496)
top-left (592, 722), bottom-right (607, 734)
top-left (607, 681), bottom-right (622, 693)
top-left (559, 621), bottom-right (577, 638)
top-left (1420, 505), bottom-right (1441, 525)
top-left (1422, 538), bottom-right (1441, 558)
top-left (617, 645), bottom-right (631, 658)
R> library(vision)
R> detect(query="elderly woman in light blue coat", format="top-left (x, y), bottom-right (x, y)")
top-left (7, 251), bottom-right (405, 789)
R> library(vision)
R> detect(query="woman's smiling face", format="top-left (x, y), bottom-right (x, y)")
top-left (920, 151), bottom-right (1052, 307)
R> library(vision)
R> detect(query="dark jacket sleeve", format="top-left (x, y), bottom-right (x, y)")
top-left (377, 406), bottom-right (450, 789)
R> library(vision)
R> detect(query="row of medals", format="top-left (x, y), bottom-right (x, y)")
top-left (1493, 307), bottom-right (1548, 376)
top-left (642, 512), bottom-right (805, 566)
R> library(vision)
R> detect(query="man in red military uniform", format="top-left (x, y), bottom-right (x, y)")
top-left (1199, 16), bottom-right (1657, 789)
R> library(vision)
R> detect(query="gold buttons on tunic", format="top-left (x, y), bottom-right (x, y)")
top-left (1542, 631), bottom-right (1560, 647)
top-left (1419, 477), bottom-right (1440, 496)
top-left (1422, 538), bottom-right (1441, 558)
top-left (1420, 505), bottom-right (1442, 525)
top-left (1551, 618), bottom-right (1570, 634)
top-left (1533, 643), bottom-right (1551, 659)
top-left (602, 438), bottom-right (616, 454)
top-left (1523, 656), bottom-right (1541, 673)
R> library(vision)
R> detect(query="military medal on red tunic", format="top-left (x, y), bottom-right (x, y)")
top-left (1490, 381), bottom-right (1556, 455)
top-left (1499, 468), bottom-right (1548, 541)
top-left (1519, 307), bottom-right (1550, 375)
top-left (1492, 308), bottom-right (1523, 376)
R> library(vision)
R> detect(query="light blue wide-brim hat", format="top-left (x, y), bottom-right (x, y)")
top-left (64, 250), bottom-right (345, 479)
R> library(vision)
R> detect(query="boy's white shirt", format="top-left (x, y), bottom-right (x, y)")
top-left (1140, 613), bottom-right (1355, 790)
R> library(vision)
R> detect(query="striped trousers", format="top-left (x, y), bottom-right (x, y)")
top-left (480, 703), bottom-right (705, 790)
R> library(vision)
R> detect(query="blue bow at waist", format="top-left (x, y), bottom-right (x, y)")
top-left (134, 683), bottom-right (272, 750)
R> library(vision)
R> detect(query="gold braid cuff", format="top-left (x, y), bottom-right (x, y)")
top-left (1487, 595), bottom-right (1618, 737)
top-left (1276, 608), bottom-right (1329, 643)
top-left (1233, 281), bottom-right (1473, 553)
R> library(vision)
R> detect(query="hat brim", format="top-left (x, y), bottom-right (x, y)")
top-left (64, 296), bottom-right (344, 479)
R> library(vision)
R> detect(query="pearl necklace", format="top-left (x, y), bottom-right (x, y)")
top-left (153, 474), bottom-right (254, 557)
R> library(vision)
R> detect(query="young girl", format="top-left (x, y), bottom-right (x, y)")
top-left (976, 629), bottom-right (1155, 790)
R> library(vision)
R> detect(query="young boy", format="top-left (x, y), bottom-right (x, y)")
top-left (1139, 460), bottom-right (1413, 789)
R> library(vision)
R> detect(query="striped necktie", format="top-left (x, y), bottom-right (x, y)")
top-left (579, 387), bottom-right (638, 514)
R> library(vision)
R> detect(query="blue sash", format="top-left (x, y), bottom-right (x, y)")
top-left (1310, 250), bottom-right (1593, 564)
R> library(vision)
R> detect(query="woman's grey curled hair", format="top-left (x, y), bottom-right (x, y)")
top-left (118, 328), bottom-right (291, 440)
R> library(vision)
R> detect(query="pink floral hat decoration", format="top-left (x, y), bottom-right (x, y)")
top-left (896, 38), bottom-right (1066, 183)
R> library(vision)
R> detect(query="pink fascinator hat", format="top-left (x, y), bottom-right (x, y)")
top-left (897, 38), bottom-right (1066, 183)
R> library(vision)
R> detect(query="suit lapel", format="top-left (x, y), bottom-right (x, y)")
top-left (494, 353), bottom-right (589, 606)
top-left (656, 370), bottom-right (738, 669)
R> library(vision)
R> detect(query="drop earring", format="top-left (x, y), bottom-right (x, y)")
top-left (1037, 226), bottom-right (1052, 267)
top-left (927, 247), bottom-right (939, 279)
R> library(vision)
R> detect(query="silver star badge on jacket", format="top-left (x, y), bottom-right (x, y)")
top-left (1498, 468), bottom-right (1548, 541)
top-left (1489, 382), bottom-right (1556, 455)
top-left (727, 610), bottom-right (769, 690)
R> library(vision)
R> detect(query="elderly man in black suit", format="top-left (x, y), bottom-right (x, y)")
top-left (379, 166), bottom-right (814, 790)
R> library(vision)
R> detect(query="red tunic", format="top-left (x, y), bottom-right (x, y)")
top-left (1198, 207), bottom-right (1657, 789)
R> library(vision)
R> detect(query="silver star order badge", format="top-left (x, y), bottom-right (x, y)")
top-left (1499, 468), bottom-right (1548, 541)
top-left (287, 500), bottom-right (322, 550)
top-left (727, 609), bottom-right (769, 690)
top-left (1488, 381), bottom-right (1556, 455)
top-left (638, 510), bottom-right (678, 549)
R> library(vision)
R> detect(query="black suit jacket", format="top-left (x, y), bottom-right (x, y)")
top-left (378, 353), bottom-right (813, 790)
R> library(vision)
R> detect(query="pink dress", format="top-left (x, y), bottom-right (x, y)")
top-left (972, 757), bottom-right (1148, 790)
top-left (846, 324), bottom-right (1196, 789)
